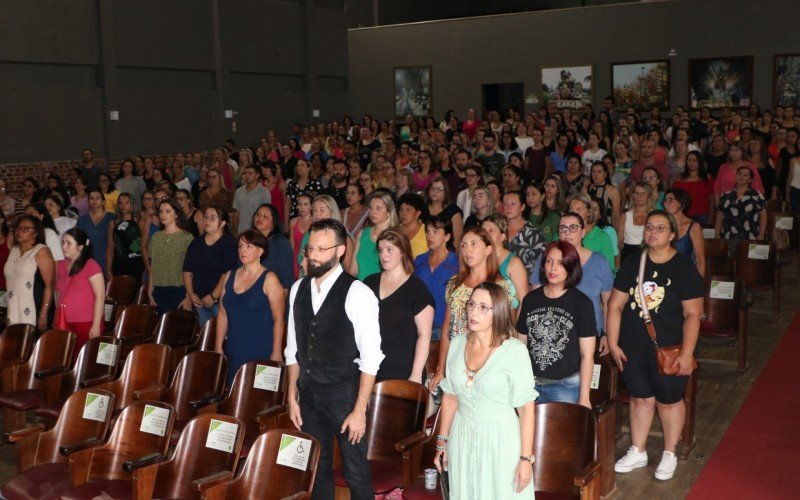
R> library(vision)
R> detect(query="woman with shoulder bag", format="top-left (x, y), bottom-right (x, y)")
top-left (606, 209), bottom-right (704, 482)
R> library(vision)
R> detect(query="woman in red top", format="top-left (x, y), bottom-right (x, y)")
top-left (260, 163), bottom-right (286, 228)
top-left (462, 108), bottom-right (480, 140)
top-left (55, 227), bottom-right (105, 357)
top-left (713, 141), bottom-right (764, 205)
top-left (671, 151), bottom-right (715, 225)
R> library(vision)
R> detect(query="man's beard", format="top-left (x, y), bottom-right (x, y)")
top-left (333, 173), bottom-right (346, 183)
top-left (307, 253), bottom-right (339, 278)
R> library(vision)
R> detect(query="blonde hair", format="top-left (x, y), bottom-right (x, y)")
top-left (368, 191), bottom-right (399, 227)
top-left (312, 194), bottom-right (342, 221)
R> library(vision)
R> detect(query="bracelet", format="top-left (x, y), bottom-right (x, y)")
top-left (435, 444), bottom-right (447, 452)
top-left (436, 434), bottom-right (449, 442)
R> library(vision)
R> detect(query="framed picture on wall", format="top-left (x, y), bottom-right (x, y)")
top-left (394, 66), bottom-right (432, 118)
top-left (688, 56), bottom-right (753, 109)
top-left (611, 60), bottom-right (670, 112)
top-left (540, 65), bottom-right (593, 111)
top-left (774, 54), bottom-right (800, 108)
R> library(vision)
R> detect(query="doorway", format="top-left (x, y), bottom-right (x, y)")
top-left (482, 82), bottom-right (524, 117)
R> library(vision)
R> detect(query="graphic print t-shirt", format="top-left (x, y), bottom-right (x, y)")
top-left (515, 287), bottom-right (596, 380)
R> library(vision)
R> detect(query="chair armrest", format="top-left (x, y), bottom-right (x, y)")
top-left (281, 492), bottom-right (311, 500)
top-left (80, 374), bottom-right (117, 388)
top-left (395, 430), bottom-right (428, 453)
top-left (592, 400), bottom-right (616, 416)
top-left (189, 393), bottom-right (225, 411)
top-left (192, 471), bottom-right (233, 493)
top-left (6, 424), bottom-right (46, 443)
top-left (117, 334), bottom-right (152, 345)
top-left (34, 366), bottom-right (70, 380)
top-left (59, 437), bottom-right (103, 456)
top-left (574, 460), bottom-right (601, 488)
top-left (255, 404), bottom-right (286, 425)
top-left (132, 385), bottom-right (166, 401)
top-left (167, 338), bottom-right (196, 348)
top-left (122, 452), bottom-right (167, 473)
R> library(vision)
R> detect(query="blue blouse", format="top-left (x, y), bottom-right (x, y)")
top-left (413, 251), bottom-right (459, 330)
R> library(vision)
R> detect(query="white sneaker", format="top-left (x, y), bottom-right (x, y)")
top-left (655, 451), bottom-right (677, 480)
top-left (615, 446), bottom-right (648, 473)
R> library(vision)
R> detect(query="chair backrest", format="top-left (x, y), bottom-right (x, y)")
top-left (100, 343), bottom-right (172, 411)
top-left (765, 199), bottom-right (789, 213)
top-left (533, 402), bottom-right (597, 497)
top-left (767, 211), bottom-right (799, 251)
top-left (0, 323), bottom-right (36, 366)
top-left (703, 275), bottom-right (741, 332)
top-left (735, 240), bottom-right (776, 286)
top-left (225, 429), bottom-right (320, 499)
top-left (3, 330), bottom-right (75, 393)
top-left (148, 414), bottom-right (244, 499)
top-left (106, 275), bottom-right (137, 305)
top-left (704, 238), bottom-right (729, 259)
top-left (153, 309), bottom-right (198, 348)
top-left (589, 353), bottom-right (617, 409)
top-left (365, 380), bottom-right (429, 463)
top-left (17, 389), bottom-right (116, 471)
top-left (79, 400), bottom-right (175, 483)
top-left (191, 316), bottom-right (217, 352)
top-left (161, 351), bottom-right (227, 422)
top-left (58, 337), bottom-right (122, 397)
top-left (217, 361), bottom-right (286, 429)
top-left (135, 284), bottom-right (149, 305)
top-left (113, 304), bottom-right (157, 342)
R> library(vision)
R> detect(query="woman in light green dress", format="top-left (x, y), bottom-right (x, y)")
top-left (435, 282), bottom-right (537, 499)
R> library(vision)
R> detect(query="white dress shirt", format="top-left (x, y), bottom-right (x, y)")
top-left (285, 265), bottom-right (384, 375)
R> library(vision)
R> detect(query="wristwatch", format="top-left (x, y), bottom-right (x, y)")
top-left (520, 454), bottom-right (536, 464)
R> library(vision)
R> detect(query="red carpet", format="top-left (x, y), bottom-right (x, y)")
top-left (688, 312), bottom-right (800, 499)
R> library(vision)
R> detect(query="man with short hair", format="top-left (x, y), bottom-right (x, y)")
top-left (80, 148), bottom-right (106, 192)
top-left (437, 144), bottom-right (465, 195)
top-left (231, 165), bottom-right (270, 235)
top-left (630, 139), bottom-right (669, 184)
top-left (285, 219), bottom-right (383, 500)
top-left (476, 133), bottom-right (505, 180)
top-left (323, 159), bottom-right (349, 210)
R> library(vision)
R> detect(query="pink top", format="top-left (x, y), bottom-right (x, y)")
top-left (56, 258), bottom-right (102, 323)
top-left (713, 162), bottom-right (764, 197)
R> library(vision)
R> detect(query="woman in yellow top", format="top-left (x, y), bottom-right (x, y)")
top-left (98, 173), bottom-right (120, 213)
top-left (397, 192), bottom-right (428, 258)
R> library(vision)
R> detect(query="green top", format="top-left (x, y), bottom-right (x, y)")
top-left (356, 226), bottom-right (381, 280)
top-left (149, 230), bottom-right (194, 286)
top-left (528, 210), bottom-right (560, 243)
top-left (583, 226), bottom-right (616, 272)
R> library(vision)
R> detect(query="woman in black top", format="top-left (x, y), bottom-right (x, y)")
top-left (364, 227), bottom-right (434, 383)
top-left (427, 177), bottom-right (464, 248)
top-left (515, 240), bottom-right (596, 408)
top-left (607, 210), bottom-right (703, 481)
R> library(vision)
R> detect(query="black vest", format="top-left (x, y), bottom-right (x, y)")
top-left (294, 272), bottom-right (358, 388)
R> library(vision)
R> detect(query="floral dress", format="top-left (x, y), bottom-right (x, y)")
top-left (718, 188), bottom-right (766, 240)
top-left (286, 178), bottom-right (322, 218)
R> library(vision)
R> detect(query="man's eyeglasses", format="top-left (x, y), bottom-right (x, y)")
top-left (304, 243), bottom-right (342, 256)
top-left (557, 224), bottom-right (581, 234)
top-left (466, 300), bottom-right (494, 315)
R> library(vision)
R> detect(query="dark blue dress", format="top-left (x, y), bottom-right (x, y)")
top-left (222, 270), bottom-right (274, 385)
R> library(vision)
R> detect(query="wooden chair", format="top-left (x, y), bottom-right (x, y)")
top-left (765, 199), bottom-right (789, 213)
top-left (152, 308), bottom-right (199, 375)
top-left (207, 360), bottom-right (287, 456)
top-left (766, 211), bottom-right (799, 260)
top-left (334, 380), bottom-right (429, 499)
top-left (191, 316), bottom-right (218, 352)
top-left (0, 389), bottom-right (116, 500)
top-left (401, 408), bottom-right (442, 499)
top-left (194, 429), bottom-right (320, 499)
top-left (93, 343), bottom-right (172, 414)
top-left (697, 275), bottom-right (748, 372)
top-left (112, 304), bottom-right (158, 358)
top-left (134, 284), bottom-right (149, 305)
top-left (56, 400), bottom-right (176, 499)
top-left (704, 238), bottom-right (734, 276)
top-left (589, 353), bottom-right (618, 497)
top-left (104, 275), bottom-right (137, 332)
top-left (133, 351), bottom-right (227, 437)
top-left (0, 323), bottom-right (36, 370)
top-left (10, 336), bottom-right (122, 428)
top-left (130, 413), bottom-right (244, 499)
top-left (533, 402), bottom-right (601, 500)
top-left (0, 329), bottom-right (75, 433)
top-left (735, 240), bottom-right (780, 319)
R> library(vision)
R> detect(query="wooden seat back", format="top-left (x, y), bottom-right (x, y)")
top-left (11, 389), bottom-right (116, 472)
top-left (55, 337), bottom-right (122, 398)
top-left (765, 199), bottom-right (788, 213)
top-left (216, 361), bottom-right (286, 432)
top-left (766, 211), bottom-right (799, 251)
top-left (135, 284), bottom-right (149, 305)
top-left (191, 316), bottom-right (217, 352)
top-left (703, 275), bottom-right (741, 332)
top-left (69, 400), bottom-right (175, 485)
top-left (112, 304), bottom-right (158, 357)
top-left (589, 353), bottom-right (617, 410)
top-left (134, 413), bottom-right (244, 499)
top-left (201, 429), bottom-right (320, 499)
top-left (365, 380), bottom-right (429, 464)
top-left (153, 309), bottom-right (198, 348)
top-left (2, 330), bottom-right (75, 395)
top-left (104, 275), bottom-right (138, 330)
top-left (735, 240), bottom-right (776, 286)
top-left (160, 351), bottom-right (227, 423)
top-left (0, 324), bottom-right (36, 369)
top-left (533, 402), bottom-right (598, 497)
top-left (95, 343), bottom-right (172, 412)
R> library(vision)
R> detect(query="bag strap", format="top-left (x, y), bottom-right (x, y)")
top-left (637, 251), bottom-right (660, 350)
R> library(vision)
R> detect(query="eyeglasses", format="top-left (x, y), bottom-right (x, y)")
top-left (557, 224), bottom-right (581, 234)
top-left (644, 224), bottom-right (670, 233)
top-left (465, 173), bottom-right (478, 179)
top-left (466, 300), bottom-right (494, 315)
top-left (642, 176), bottom-right (657, 182)
top-left (428, 186), bottom-right (444, 193)
top-left (202, 215), bottom-right (219, 221)
top-left (304, 243), bottom-right (342, 256)
top-left (14, 226), bottom-right (34, 233)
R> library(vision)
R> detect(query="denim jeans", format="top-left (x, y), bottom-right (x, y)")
top-left (535, 372), bottom-right (580, 404)
top-left (196, 304), bottom-right (219, 330)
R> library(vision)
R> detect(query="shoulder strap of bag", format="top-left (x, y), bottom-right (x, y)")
top-left (637, 250), bottom-right (660, 349)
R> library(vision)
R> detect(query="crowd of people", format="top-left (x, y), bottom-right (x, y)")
top-left (1, 97), bottom-right (795, 496)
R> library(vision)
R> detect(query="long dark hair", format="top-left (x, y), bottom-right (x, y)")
top-left (526, 181), bottom-right (551, 224)
top-left (28, 203), bottom-right (58, 234)
top-left (156, 198), bottom-right (189, 232)
top-left (682, 151), bottom-right (709, 181)
top-left (63, 227), bottom-right (94, 276)
top-left (252, 203), bottom-right (280, 239)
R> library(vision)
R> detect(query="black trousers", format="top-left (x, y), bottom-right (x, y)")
top-left (300, 380), bottom-right (373, 500)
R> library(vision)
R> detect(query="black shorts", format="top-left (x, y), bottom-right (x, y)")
top-left (621, 349), bottom-right (688, 404)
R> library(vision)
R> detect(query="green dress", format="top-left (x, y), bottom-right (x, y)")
top-left (355, 226), bottom-right (381, 280)
top-left (440, 335), bottom-right (537, 499)
top-left (529, 210), bottom-right (560, 243)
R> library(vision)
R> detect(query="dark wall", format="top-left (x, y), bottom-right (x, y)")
top-left (0, 0), bottom-right (350, 163)
top-left (348, 0), bottom-right (800, 120)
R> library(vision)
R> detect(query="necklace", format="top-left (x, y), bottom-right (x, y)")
top-left (464, 339), bottom-right (498, 388)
